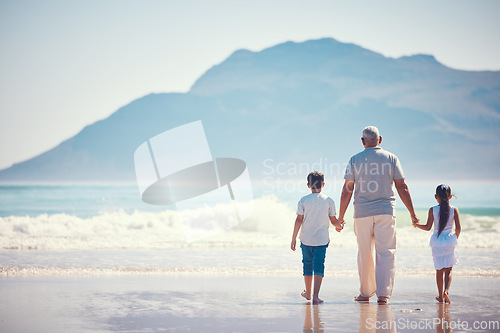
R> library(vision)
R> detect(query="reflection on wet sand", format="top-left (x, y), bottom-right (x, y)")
top-left (359, 303), bottom-right (396, 333)
top-left (436, 304), bottom-right (453, 333)
top-left (303, 304), bottom-right (324, 333)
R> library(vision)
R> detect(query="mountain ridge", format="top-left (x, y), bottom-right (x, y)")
top-left (1, 38), bottom-right (499, 182)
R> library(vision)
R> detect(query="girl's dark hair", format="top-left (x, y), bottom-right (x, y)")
top-left (436, 184), bottom-right (452, 237)
top-left (307, 171), bottom-right (324, 190)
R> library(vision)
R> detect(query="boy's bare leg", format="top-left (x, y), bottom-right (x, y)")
top-left (312, 275), bottom-right (324, 304)
top-left (302, 276), bottom-right (312, 300)
top-left (443, 268), bottom-right (452, 303)
top-left (435, 269), bottom-right (444, 303)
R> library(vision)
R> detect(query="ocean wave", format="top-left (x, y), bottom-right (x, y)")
top-left (0, 195), bottom-right (499, 250)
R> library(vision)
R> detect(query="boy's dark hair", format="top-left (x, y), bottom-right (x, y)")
top-left (307, 171), bottom-right (324, 190)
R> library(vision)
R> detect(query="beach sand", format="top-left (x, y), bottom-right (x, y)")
top-left (1, 274), bottom-right (498, 332)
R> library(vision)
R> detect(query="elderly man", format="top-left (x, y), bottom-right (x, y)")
top-left (338, 126), bottom-right (419, 304)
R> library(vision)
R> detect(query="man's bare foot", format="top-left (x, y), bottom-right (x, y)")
top-left (443, 292), bottom-right (451, 304)
top-left (301, 290), bottom-right (311, 300)
top-left (435, 296), bottom-right (444, 303)
top-left (354, 295), bottom-right (370, 302)
top-left (377, 297), bottom-right (388, 305)
top-left (312, 297), bottom-right (324, 305)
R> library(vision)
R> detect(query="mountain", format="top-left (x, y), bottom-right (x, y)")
top-left (1, 38), bottom-right (499, 183)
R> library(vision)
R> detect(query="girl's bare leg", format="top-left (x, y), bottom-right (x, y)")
top-left (436, 269), bottom-right (444, 303)
top-left (443, 268), bottom-right (452, 303)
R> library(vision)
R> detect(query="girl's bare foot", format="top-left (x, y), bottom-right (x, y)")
top-left (443, 292), bottom-right (451, 304)
top-left (312, 297), bottom-right (324, 305)
top-left (301, 290), bottom-right (311, 300)
top-left (435, 296), bottom-right (444, 303)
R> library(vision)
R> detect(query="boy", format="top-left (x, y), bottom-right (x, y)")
top-left (291, 171), bottom-right (344, 304)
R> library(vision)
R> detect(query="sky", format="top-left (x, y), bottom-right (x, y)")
top-left (1, 0), bottom-right (499, 170)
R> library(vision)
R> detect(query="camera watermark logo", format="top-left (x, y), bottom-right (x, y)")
top-left (134, 120), bottom-right (253, 242)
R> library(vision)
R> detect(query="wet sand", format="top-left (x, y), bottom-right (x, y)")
top-left (1, 274), bottom-right (499, 332)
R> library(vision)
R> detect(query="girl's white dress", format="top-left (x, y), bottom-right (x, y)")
top-left (430, 205), bottom-right (459, 270)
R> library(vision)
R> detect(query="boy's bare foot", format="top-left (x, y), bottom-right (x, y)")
top-left (354, 295), bottom-right (370, 302)
top-left (435, 296), bottom-right (444, 303)
top-left (301, 290), bottom-right (311, 300)
top-left (443, 292), bottom-right (451, 304)
top-left (312, 297), bottom-right (324, 305)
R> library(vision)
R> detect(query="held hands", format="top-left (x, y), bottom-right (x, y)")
top-left (411, 214), bottom-right (420, 228)
top-left (335, 217), bottom-right (346, 233)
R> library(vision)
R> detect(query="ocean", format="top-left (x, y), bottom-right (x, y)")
top-left (1, 182), bottom-right (499, 278)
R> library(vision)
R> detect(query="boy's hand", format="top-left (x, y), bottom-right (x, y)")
top-left (291, 239), bottom-right (297, 251)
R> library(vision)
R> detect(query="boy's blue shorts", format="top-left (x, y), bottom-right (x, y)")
top-left (300, 242), bottom-right (329, 277)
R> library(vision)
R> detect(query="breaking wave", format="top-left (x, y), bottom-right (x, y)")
top-left (0, 195), bottom-right (499, 250)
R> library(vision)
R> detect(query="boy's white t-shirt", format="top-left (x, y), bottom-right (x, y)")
top-left (296, 192), bottom-right (336, 246)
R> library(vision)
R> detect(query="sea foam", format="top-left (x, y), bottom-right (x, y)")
top-left (0, 195), bottom-right (499, 250)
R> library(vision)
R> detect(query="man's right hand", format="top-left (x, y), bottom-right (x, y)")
top-left (336, 217), bottom-right (346, 232)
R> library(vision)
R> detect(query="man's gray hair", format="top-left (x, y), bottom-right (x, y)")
top-left (362, 126), bottom-right (380, 144)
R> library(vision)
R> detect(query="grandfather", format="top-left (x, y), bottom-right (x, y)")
top-left (338, 126), bottom-right (419, 304)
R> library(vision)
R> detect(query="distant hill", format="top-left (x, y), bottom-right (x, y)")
top-left (1, 38), bottom-right (499, 183)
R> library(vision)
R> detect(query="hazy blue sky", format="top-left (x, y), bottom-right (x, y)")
top-left (1, 0), bottom-right (499, 170)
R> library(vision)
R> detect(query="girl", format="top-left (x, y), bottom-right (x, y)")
top-left (413, 184), bottom-right (461, 303)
